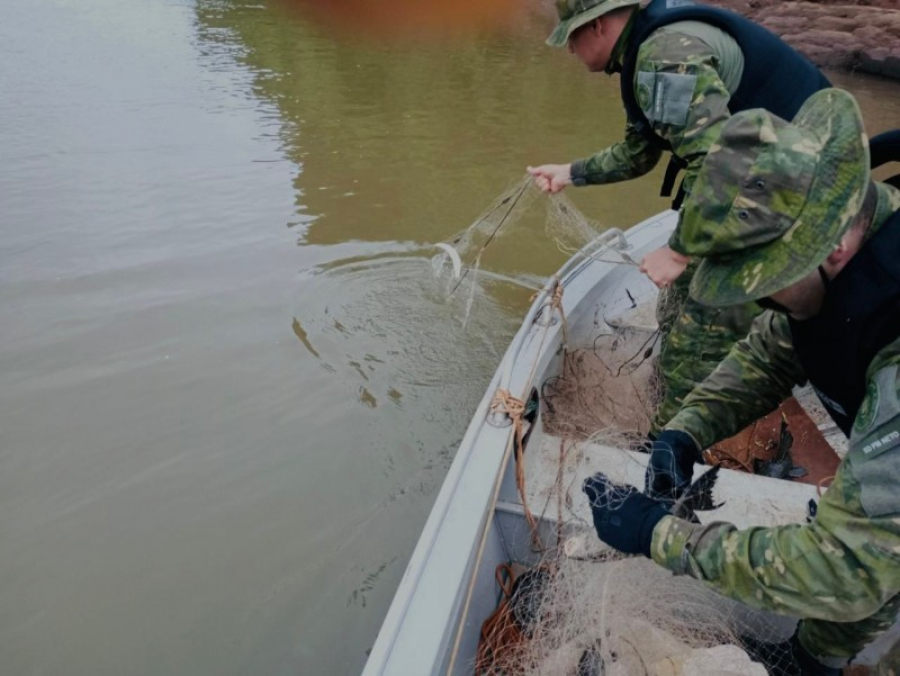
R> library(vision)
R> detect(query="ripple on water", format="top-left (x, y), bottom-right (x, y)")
top-left (292, 251), bottom-right (529, 401)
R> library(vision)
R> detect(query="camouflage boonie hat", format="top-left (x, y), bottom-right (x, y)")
top-left (546, 0), bottom-right (641, 47)
top-left (685, 88), bottom-right (870, 307)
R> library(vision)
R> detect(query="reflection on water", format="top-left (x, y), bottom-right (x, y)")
top-left (0, 0), bottom-right (898, 675)
top-left (278, 0), bottom-right (525, 37)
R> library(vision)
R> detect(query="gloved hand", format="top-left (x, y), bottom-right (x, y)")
top-left (644, 429), bottom-right (701, 502)
top-left (582, 473), bottom-right (669, 558)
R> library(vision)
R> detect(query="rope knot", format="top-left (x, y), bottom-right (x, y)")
top-left (491, 389), bottom-right (525, 420)
top-left (550, 280), bottom-right (564, 310)
top-left (491, 388), bottom-right (541, 549)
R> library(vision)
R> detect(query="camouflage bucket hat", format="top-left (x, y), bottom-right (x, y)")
top-left (685, 88), bottom-right (870, 308)
top-left (546, 0), bottom-right (641, 47)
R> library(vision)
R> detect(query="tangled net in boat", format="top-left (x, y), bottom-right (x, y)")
top-left (480, 353), bottom-right (800, 674)
top-left (473, 436), bottom-right (799, 676)
top-left (474, 549), bottom-right (796, 675)
top-left (448, 182), bottom-right (800, 676)
top-left (542, 332), bottom-right (662, 445)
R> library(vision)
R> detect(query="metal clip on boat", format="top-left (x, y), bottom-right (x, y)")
top-left (487, 409), bottom-right (514, 428)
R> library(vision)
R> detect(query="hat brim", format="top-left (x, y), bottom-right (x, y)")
top-left (690, 89), bottom-right (870, 307)
top-left (546, 5), bottom-right (609, 47)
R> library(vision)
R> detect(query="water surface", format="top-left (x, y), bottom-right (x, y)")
top-left (1, 2), bottom-right (898, 675)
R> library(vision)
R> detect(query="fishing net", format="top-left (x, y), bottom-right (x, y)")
top-left (432, 175), bottom-right (668, 322)
top-left (436, 178), bottom-right (803, 676)
top-left (470, 437), bottom-right (801, 676)
top-left (474, 550), bottom-right (795, 675)
top-left (514, 332), bottom-right (799, 676)
top-left (542, 333), bottom-right (661, 445)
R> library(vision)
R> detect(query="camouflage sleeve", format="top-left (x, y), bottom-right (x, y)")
top-left (570, 119), bottom-right (663, 186)
top-left (665, 311), bottom-right (806, 450)
top-left (633, 30), bottom-right (733, 254)
top-left (652, 346), bottom-right (900, 623)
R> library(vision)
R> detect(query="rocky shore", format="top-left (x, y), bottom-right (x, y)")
top-left (713, 0), bottom-right (900, 80)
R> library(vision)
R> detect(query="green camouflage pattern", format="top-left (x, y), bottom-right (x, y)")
top-left (573, 22), bottom-right (738, 236)
top-left (546, 0), bottom-right (640, 47)
top-left (650, 183), bottom-right (900, 664)
top-left (570, 120), bottom-right (662, 184)
top-left (686, 89), bottom-right (871, 308)
top-left (663, 185), bottom-right (898, 450)
top-left (633, 23), bottom-right (739, 250)
top-left (568, 22), bottom-right (755, 432)
top-left (664, 309), bottom-right (804, 450)
top-left (649, 272), bottom-right (760, 436)
top-left (567, 23), bottom-right (760, 432)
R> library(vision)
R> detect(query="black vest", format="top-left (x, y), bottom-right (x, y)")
top-left (789, 208), bottom-right (900, 436)
top-left (619, 0), bottom-right (830, 205)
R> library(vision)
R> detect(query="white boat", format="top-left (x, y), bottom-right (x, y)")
top-left (360, 210), bottom-right (889, 676)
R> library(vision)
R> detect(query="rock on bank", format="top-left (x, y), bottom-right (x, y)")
top-left (713, 0), bottom-right (900, 80)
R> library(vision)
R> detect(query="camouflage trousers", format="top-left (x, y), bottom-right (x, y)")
top-left (649, 263), bottom-right (761, 437)
top-left (800, 593), bottom-right (900, 669)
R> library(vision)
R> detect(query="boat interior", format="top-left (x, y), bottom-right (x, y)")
top-left (363, 211), bottom-right (893, 676)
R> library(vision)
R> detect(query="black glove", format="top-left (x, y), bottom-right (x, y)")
top-left (644, 429), bottom-right (701, 502)
top-left (582, 473), bottom-right (669, 558)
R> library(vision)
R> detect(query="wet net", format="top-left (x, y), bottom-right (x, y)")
top-left (472, 440), bottom-right (800, 676)
top-left (433, 177), bottom-right (802, 676)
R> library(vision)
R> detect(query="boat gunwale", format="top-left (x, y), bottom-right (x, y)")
top-left (361, 210), bottom-right (678, 676)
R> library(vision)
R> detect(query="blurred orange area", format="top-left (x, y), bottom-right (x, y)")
top-left (282, 0), bottom-right (524, 37)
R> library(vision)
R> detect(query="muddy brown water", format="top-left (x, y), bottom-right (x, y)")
top-left (1, 1), bottom-right (898, 675)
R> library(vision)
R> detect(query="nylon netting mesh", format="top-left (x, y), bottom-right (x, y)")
top-left (433, 176), bottom-right (800, 676)
top-left (472, 438), bottom-right (799, 676)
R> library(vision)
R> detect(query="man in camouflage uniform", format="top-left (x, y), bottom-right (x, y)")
top-left (528, 0), bottom-right (829, 436)
top-left (583, 88), bottom-right (900, 674)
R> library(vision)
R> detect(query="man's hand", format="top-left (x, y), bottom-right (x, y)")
top-left (526, 164), bottom-right (572, 194)
top-left (639, 245), bottom-right (690, 288)
top-left (644, 430), bottom-right (702, 502)
top-left (582, 473), bottom-right (669, 557)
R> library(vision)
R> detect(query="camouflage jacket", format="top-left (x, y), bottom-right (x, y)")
top-left (652, 183), bottom-right (900, 622)
top-left (570, 19), bottom-right (743, 253)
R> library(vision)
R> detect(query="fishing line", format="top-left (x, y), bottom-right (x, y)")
top-left (448, 179), bottom-right (530, 296)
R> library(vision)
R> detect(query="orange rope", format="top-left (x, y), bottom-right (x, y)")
top-left (491, 388), bottom-right (542, 549)
top-left (548, 278), bottom-right (568, 348)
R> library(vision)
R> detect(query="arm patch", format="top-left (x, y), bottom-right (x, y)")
top-left (849, 364), bottom-right (900, 517)
top-left (636, 71), bottom-right (697, 127)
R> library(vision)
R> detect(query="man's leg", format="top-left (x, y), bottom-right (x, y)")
top-left (650, 276), bottom-right (760, 436)
top-left (799, 594), bottom-right (900, 671)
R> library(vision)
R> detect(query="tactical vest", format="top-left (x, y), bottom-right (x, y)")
top-left (789, 208), bottom-right (900, 436)
top-left (620, 0), bottom-right (830, 208)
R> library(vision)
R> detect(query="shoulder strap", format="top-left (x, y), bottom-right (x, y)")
top-left (871, 130), bottom-right (900, 189)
